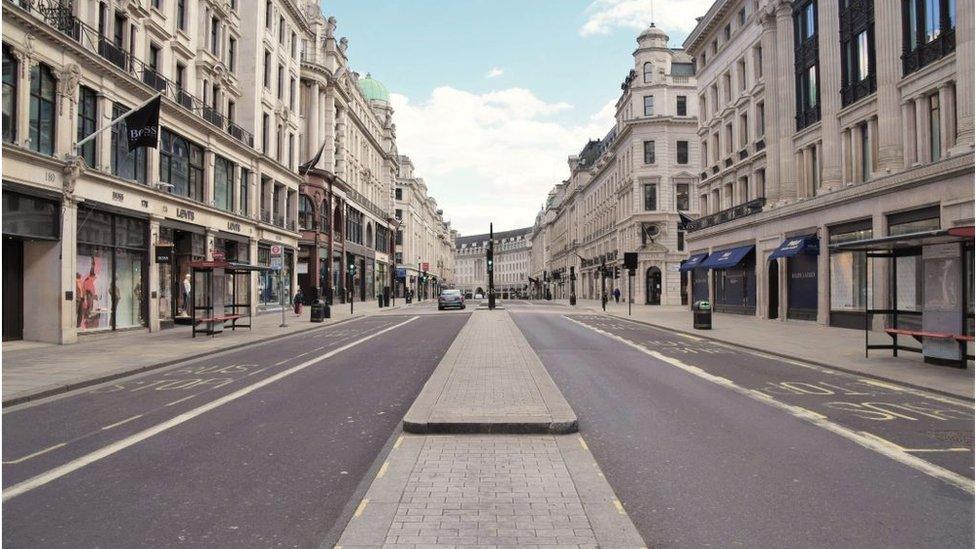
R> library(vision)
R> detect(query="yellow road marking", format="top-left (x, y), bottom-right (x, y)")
top-left (393, 435), bottom-right (404, 449)
top-left (101, 414), bottom-right (143, 430)
top-left (3, 443), bottom-right (67, 465)
top-left (860, 431), bottom-right (971, 453)
top-left (376, 461), bottom-right (389, 478)
top-left (613, 499), bottom-right (626, 515)
top-left (578, 436), bottom-right (589, 450)
top-left (353, 498), bottom-right (369, 518)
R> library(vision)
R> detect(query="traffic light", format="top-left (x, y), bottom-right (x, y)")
top-left (614, 266), bottom-right (620, 279)
top-left (486, 249), bottom-right (494, 272)
top-left (348, 263), bottom-right (357, 277)
top-left (422, 270), bottom-right (428, 282)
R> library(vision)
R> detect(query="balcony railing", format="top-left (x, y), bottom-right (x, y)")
top-left (14, 1), bottom-right (255, 148)
top-left (260, 209), bottom-right (272, 223)
top-left (274, 216), bottom-right (285, 228)
top-left (685, 197), bottom-right (766, 232)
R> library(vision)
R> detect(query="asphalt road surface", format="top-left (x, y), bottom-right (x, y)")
top-left (2, 312), bottom-right (468, 548)
top-left (511, 305), bottom-right (974, 548)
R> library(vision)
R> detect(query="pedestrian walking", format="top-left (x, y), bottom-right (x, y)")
top-left (613, 288), bottom-right (620, 303)
top-left (293, 289), bottom-right (304, 316)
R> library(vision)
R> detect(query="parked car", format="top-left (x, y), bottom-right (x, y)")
top-left (474, 293), bottom-right (484, 299)
top-left (438, 289), bottom-right (465, 310)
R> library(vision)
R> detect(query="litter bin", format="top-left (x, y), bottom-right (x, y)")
top-left (310, 299), bottom-right (330, 322)
top-left (377, 294), bottom-right (384, 308)
top-left (693, 300), bottom-right (712, 329)
top-left (384, 294), bottom-right (390, 307)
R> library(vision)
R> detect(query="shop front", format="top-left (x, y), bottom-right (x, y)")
top-left (155, 223), bottom-right (206, 326)
top-left (768, 234), bottom-right (820, 321)
top-left (2, 189), bottom-right (61, 341)
top-left (828, 220), bottom-right (874, 328)
top-left (76, 205), bottom-right (148, 333)
top-left (701, 245), bottom-right (756, 315)
top-left (680, 252), bottom-right (709, 308)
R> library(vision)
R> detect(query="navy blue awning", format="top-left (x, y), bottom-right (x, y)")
top-left (700, 245), bottom-right (754, 269)
top-left (768, 234), bottom-right (819, 260)
top-left (679, 252), bottom-right (709, 271)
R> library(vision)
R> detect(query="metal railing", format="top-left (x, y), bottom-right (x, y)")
top-left (685, 197), bottom-right (765, 232)
top-left (14, 1), bottom-right (255, 148)
top-left (260, 209), bottom-right (272, 223)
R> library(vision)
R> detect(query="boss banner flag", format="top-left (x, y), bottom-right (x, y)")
top-left (124, 95), bottom-right (161, 151)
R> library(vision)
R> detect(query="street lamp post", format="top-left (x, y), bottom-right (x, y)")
top-left (569, 266), bottom-right (577, 306)
top-left (487, 223), bottom-right (495, 310)
top-left (600, 259), bottom-right (607, 311)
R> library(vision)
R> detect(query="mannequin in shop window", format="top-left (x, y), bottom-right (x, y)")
top-left (181, 274), bottom-right (191, 315)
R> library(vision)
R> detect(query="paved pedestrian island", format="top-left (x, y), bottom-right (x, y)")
top-left (338, 310), bottom-right (645, 548)
top-left (404, 310), bottom-right (576, 434)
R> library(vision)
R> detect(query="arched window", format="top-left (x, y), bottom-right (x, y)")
top-left (643, 62), bottom-right (653, 83)
top-left (365, 222), bottom-right (373, 249)
top-left (298, 194), bottom-right (314, 230)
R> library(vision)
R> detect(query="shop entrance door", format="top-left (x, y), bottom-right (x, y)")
top-left (768, 260), bottom-right (779, 319)
top-left (645, 267), bottom-right (662, 305)
top-left (3, 238), bottom-right (24, 341)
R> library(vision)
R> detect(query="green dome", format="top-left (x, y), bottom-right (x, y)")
top-left (358, 73), bottom-right (390, 103)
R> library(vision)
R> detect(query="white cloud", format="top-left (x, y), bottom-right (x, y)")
top-left (579, 0), bottom-right (712, 40)
top-left (391, 88), bottom-right (615, 234)
top-left (486, 67), bottom-right (505, 78)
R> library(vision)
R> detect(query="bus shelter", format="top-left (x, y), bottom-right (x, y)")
top-left (831, 226), bottom-right (974, 367)
top-left (189, 259), bottom-right (268, 337)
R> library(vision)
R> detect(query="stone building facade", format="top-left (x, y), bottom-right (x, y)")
top-left (682, 0), bottom-right (973, 326)
top-left (394, 156), bottom-right (456, 299)
top-left (530, 24), bottom-right (701, 305)
top-left (455, 227), bottom-right (531, 299)
top-left (1, 0), bottom-right (439, 342)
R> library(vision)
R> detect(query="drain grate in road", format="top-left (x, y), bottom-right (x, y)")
top-left (927, 430), bottom-right (975, 445)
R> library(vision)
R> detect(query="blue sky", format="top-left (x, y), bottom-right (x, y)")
top-left (322, 0), bottom-right (711, 234)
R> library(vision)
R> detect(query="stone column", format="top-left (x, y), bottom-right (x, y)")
top-left (873, 0), bottom-right (905, 172)
top-left (901, 100), bottom-right (917, 166)
top-left (759, 7), bottom-right (781, 202)
top-left (867, 116), bottom-right (879, 178)
top-left (13, 49), bottom-right (33, 148)
top-left (778, 257), bottom-right (788, 321)
top-left (952, 0), bottom-right (974, 151)
top-left (816, 0), bottom-right (842, 190)
top-left (840, 127), bottom-right (852, 184)
top-left (249, 237), bottom-right (259, 317)
top-left (938, 82), bottom-right (956, 155)
top-left (60, 197), bottom-right (79, 344)
top-left (816, 226), bottom-right (829, 324)
top-left (206, 228), bottom-right (217, 261)
top-left (323, 92), bottom-right (337, 171)
top-left (801, 146), bottom-right (812, 198)
top-left (96, 93), bottom-right (112, 172)
top-left (307, 82), bottom-right (319, 159)
top-left (914, 95), bottom-right (930, 164)
top-left (775, 3), bottom-right (797, 203)
top-left (851, 123), bottom-right (863, 183)
top-left (335, 105), bottom-right (347, 180)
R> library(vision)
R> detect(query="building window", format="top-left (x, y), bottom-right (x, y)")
top-left (177, 0), bottom-right (186, 31)
top-left (739, 6), bottom-right (747, 25)
top-left (288, 133), bottom-right (295, 169)
top-left (840, 0), bottom-right (876, 106)
top-left (676, 183), bottom-right (690, 210)
top-left (111, 103), bottom-right (148, 184)
top-left (829, 222), bottom-right (873, 316)
top-left (228, 37), bottom-right (236, 73)
top-left (395, 188), bottom-right (403, 200)
top-left (298, 194), bottom-right (314, 230)
top-left (2, 44), bottom-right (16, 144)
top-left (265, 1), bottom-right (272, 29)
top-left (29, 63), bottom-right (56, 155)
top-left (677, 229), bottom-right (686, 251)
top-left (794, 0), bottom-right (820, 130)
top-left (756, 101), bottom-right (765, 137)
top-left (276, 65), bottom-right (283, 99)
top-left (214, 155), bottom-right (234, 212)
top-left (210, 17), bottom-right (220, 54)
top-left (676, 141), bottom-right (689, 164)
top-left (859, 121), bottom-right (871, 180)
top-left (159, 128), bottom-right (204, 202)
top-left (754, 45), bottom-right (763, 78)
top-left (262, 112), bottom-right (269, 153)
top-left (289, 77), bottom-right (296, 109)
top-left (643, 95), bottom-right (654, 116)
top-left (643, 183), bottom-right (657, 211)
top-left (77, 86), bottom-right (98, 167)
top-left (263, 50), bottom-right (271, 88)
top-left (279, 16), bottom-right (286, 44)
top-left (395, 208), bottom-right (402, 220)
top-left (676, 95), bottom-right (687, 116)
top-left (240, 168), bottom-right (250, 216)
top-left (643, 140), bottom-right (655, 164)
top-left (643, 62), bottom-right (653, 83)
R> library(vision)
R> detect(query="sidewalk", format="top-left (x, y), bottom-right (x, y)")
top-left (555, 299), bottom-right (974, 400)
top-left (2, 300), bottom-right (402, 406)
top-left (338, 310), bottom-right (645, 548)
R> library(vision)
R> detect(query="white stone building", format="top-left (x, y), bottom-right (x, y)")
top-left (455, 227), bottom-right (531, 299)
top-left (394, 155), bottom-right (456, 299)
top-left (682, 0), bottom-right (973, 327)
top-left (531, 24), bottom-right (701, 305)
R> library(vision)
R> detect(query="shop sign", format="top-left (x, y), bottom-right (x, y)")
top-left (297, 261), bottom-right (309, 274)
top-left (227, 221), bottom-right (242, 232)
top-left (155, 245), bottom-right (173, 264)
top-left (396, 267), bottom-right (407, 279)
top-left (212, 249), bottom-right (226, 262)
top-left (421, 262), bottom-right (429, 272)
top-left (270, 244), bottom-right (284, 271)
top-left (176, 208), bottom-right (195, 221)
